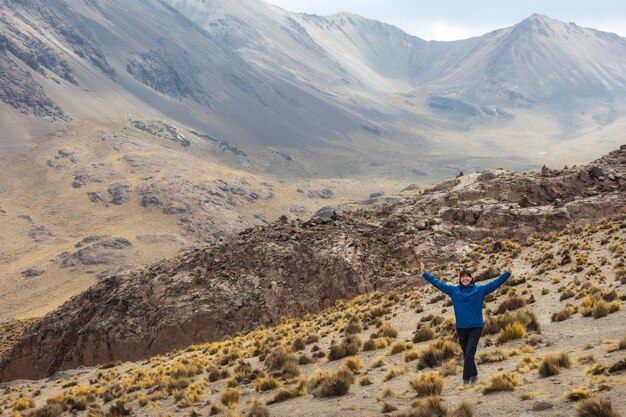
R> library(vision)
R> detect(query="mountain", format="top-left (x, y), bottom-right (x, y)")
top-left (1, 145), bottom-right (623, 382)
top-left (412, 14), bottom-right (626, 104)
top-left (2, 1), bottom-right (626, 167)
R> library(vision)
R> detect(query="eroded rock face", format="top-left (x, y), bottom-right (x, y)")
top-left (1, 147), bottom-right (624, 382)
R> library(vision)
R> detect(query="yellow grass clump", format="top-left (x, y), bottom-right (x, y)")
top-left (409, 372), bottom-right (444, 397)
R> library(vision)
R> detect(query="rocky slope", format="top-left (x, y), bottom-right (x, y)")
top-left (1, 208), bottom-right (624, 416)
top-left (1, 146), bottom-right (624, 382)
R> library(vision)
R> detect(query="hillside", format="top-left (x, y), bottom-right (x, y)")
top-left (1, 145), bottom-right (624, 383)
top-left (1, 209), bottom-right (624, 416)
top-left (0, 117), bottom-right (398, 320)
top-left (1, 0), bottom-right (626, 166)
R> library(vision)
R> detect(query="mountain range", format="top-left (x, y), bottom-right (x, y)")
top-left (1, 0), bottom-right (626, 171)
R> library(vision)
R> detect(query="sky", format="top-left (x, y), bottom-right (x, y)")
top-left (265, 0), bottom-right (626, 41)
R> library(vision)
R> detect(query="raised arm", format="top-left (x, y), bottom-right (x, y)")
top-left (420, 261), bottom-right (454, 295)
top-left (480, 260), bottom-right (513, 295)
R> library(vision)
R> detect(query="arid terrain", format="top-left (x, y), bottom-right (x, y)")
top-left (0, 211), bottom-right (624, 416)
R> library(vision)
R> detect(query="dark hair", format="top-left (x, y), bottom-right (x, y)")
top-left (459, 269), bottom-right (472, 278)
top-left (459, 269), bottom-right (474, 285)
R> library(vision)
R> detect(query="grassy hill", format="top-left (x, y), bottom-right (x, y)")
top-left (2, 214), bottom-right (624, 417)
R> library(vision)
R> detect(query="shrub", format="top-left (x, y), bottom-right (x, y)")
top-left (417, 339), bottom-right (460, 369)
top-left (552, 304), bottom-right (576, 322)
top-left (328, 336), bottom-right (362, 360)
top-left (564, 387), bottom-right (593, 401)
top-left (498, 322), bottom-right (526, 344)
top-left (220, 389), bottom-right (240, 407)
top-left (248, 399), bottom-right (270, 417)
top-left (538, 352), bottom-right (571, 377)
top-left (409, 396), bottom-right (448, 417)
top-left (264, 346), bottom-right (298, 373)
top-left (576, 398), bottom-right (620, 417)
top-left (370, 357), bottom-right (386, 368)
top-left (483, 372), bottom-right (520, 394)
top-left (363, 338), bottom-right (387, 351)
top-left (495, 296), bottom-right (527, 314)
top-left (292, 337), bottom-right (306, 351)
top-left (308, 368), bottom-right (354, 397)
top-left (298, 354), bottom-right (313, 365)
top-left (389, 341), bottom-right (411, 355)
top-left (413, 325), bottom-right (435, 343)
top-left (267, 380), bottom-right (307, 404)
top-left (382, 402), bottom-right (398, 413)
top-left (608, 357), bottom-right (626, 373)
top-left (404, 350), bottom-right (420, 363)
top-left (409, 372), bottom-right (444, 397)
top-left (452, 401), bottom-right (475, 417)
top-left (618, 334), bottom-right (626, 350)
top-left (255, 377), bottom-right (280, 392)
top-left (14, 397), bottom-right (36, 411)
top-left (343, 357), bottom-right (363, 373)
top-left (579, 295), bottom-right (595, 314)
top-left (344, 318), bottom-right (363, 335)
top-left (592, 301), bottom-right (609, 319)
top-left (383, 367), bottom-right (407, 381)
top-left (381, 323), bottom-right (399, 338)
top-left (359, 375), bottom-right (373, 386)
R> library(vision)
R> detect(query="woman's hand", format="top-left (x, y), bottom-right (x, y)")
top-left (420, 261), bottom-right (425, 275)
top-left (507, 259), bottom-right (513, 273)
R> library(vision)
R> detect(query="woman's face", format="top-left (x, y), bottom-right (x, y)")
top-left (460, 273), bottom-right (472, 286)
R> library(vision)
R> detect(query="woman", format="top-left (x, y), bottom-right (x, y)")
top-left (419, 260), bottom-right (513, 384)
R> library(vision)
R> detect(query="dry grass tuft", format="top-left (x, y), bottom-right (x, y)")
top-left (328, 336), bottom-right (362, 361)
top-left (576, 397), bottom-right (621, 417)
top-left (497, 322), bottom-right (526, 344)
top-left (248, 399), bottom-right (270, 417)
top-left (255, 376), bottom-right (280, 392)
top-left (383, 367), bottom-right (407, 381)
top-left (564, 387), bottom-right (594, 401)
top-left (267, 380), bottom-right (307, 404)
top-left (452, 400), bottom-right (475, 417)
top-left (417, 339), bottom-right (459, 369)
top-left (343, 357), bottom-right (363, 373)
top-left (413, 324), bottom-right (435, 343)
top-left (552, 304), bottom-right (577, 322)
top-left (220, 388), bottom-right (240, 408)
top-left (308, 367), bottom-right (355, 397)
top-left (409, 372), bottom-right (444, 397)
top-left (483, 372), bottom-right (521, 394)
top-left (538, 352), bottom-right (571, 377)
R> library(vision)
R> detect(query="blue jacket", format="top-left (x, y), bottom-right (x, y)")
top-left (422, 271), bottom-right (511, 329)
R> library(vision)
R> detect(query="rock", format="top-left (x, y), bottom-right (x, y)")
top-left (86, 192), bottom-right (102, 203)
top-left (21, 268), bottom-right (44, 278)
top-left (61, 237), bottom-right (132, 267)
top-left (108, 183), bottom-right (131, 205)
top-left (532, 401), bottom-right (553, 411)
top-left (312, 206), bottom-right (336, 219)
top-left (369, 191), bottom-right (384, 198)
top-left (136, 234), bottom-right (178, 244)
top-left (297, 187), bottom-right (334, 199)
top-left (289, 204), bottom-right (307, 215)
top-left (588, 165), bottom-right (604, 179)
top-left (29, 225), bottom-right (54, 242)
top-left (401, 184), bottom-right (417, 192)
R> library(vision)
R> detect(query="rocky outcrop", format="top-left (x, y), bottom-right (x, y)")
top-left (1, 147), bottom-right (624, 382)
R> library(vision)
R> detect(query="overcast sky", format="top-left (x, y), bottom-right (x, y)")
top-left (266, 0), bottom-right (626, 40)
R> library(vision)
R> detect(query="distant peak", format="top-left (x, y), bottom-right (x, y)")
top-left (512, 13), bottom-right (560, 36)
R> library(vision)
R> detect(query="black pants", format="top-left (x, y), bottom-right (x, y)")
top-left (456, 327), bottom-right (482, 381)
